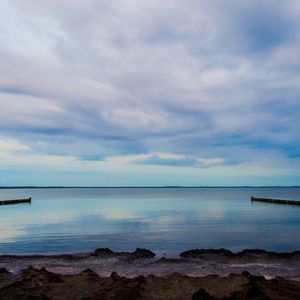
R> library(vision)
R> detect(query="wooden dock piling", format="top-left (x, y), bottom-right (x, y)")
top-left (251, 196), bottom-right (300, 206)
top-left (0, 197), bottom-right (31, 206)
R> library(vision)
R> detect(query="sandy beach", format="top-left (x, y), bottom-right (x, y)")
top-left (1, 248), bottom-right (300, 299)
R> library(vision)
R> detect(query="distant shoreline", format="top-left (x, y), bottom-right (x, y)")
top-left (1, 186), bottom-right (300, 189)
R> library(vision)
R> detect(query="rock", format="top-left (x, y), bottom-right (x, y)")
top-left (91, 247), bottom-right (155, 259)
top-left (22, 266), bottom-right (63, 283)
top-left (111, 271), bottom-right (120, 280)
top-left (92, 248), bottom-right (114, 257)
top-left (0, 268), bottom-right (9, 274)
top-left (180, 248), bottom-right (234, 259)
top-left (132, 248), bottom-right (155, 259)
top-left (0, 269), bottom-right (299, 299)
top-left (228, 285), bottom-right (270, 300)
top-left (80, 268), bottom-right (99, 279)
top-left (193, 288), bottom-right (217, 300)
top-left (135, 275), bottom-right (146, 284)
top-left (241, 271), bottom-right (252, 277)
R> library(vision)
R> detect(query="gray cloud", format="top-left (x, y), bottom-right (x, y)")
top-left (0, 0), bottom-right (300, 184)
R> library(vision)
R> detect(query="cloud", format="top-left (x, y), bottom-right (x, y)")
top-left (0, 137), bottom-right (29, 152)
top-left (0, 0), bottom-right (300, 185)
top-left (196, 157), bottom-right (224, 165)
top-left (104, 152), bottom-right (224, 167)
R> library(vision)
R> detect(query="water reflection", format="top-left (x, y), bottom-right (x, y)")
top-left (0, 188), bottom-right (300, 254)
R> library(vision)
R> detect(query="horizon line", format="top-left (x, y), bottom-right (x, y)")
top-left (0, 185), bottom-right (300, 189)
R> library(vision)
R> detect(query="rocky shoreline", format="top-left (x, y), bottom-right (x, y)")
top-left (1, 248), bottom-right (300, 299)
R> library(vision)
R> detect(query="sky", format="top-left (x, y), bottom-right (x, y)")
top-left (0, 0), bottom-right (300, 186)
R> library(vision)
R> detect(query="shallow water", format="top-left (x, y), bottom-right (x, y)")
top-left (0, 187), bottom-right (300, 255)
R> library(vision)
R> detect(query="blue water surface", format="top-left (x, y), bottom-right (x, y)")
top-left (0, 187), bottom-right (300, 255)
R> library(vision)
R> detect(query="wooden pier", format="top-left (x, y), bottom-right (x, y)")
top-left (251, 196), bottom-right (300, 206)
top-left (0, 197), bottom-right (31, 206)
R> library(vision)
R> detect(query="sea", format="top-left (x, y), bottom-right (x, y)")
top-left (0, 187), bottom-right (300, 255)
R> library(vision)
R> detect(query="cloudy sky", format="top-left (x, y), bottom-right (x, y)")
top-left (0, 0), bottom-right (300, 186)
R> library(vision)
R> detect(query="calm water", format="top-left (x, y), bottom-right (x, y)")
top-left (1, 187), bottom-right (300, 255)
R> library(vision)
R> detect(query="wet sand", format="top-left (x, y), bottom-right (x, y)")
top-left (1, 248), bottom-right (300, 299)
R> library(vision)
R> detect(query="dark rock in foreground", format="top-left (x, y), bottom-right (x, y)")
top-left (132, 247), bottom-right (156, 258)
top-left (0, 267), bottom-right (300, 300)
top-left (180, 248), bottom-right (300, 261)
top-left (0, 268), bottom-right (8, 274)
top-left (180, 248), bottom-right (235, 259)
top-left (92, 247), bottom-right (114, 257)
top-left (1, 248), bottom-right (300, 279)
top-left (91, 247), bottom-right (155, 259)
